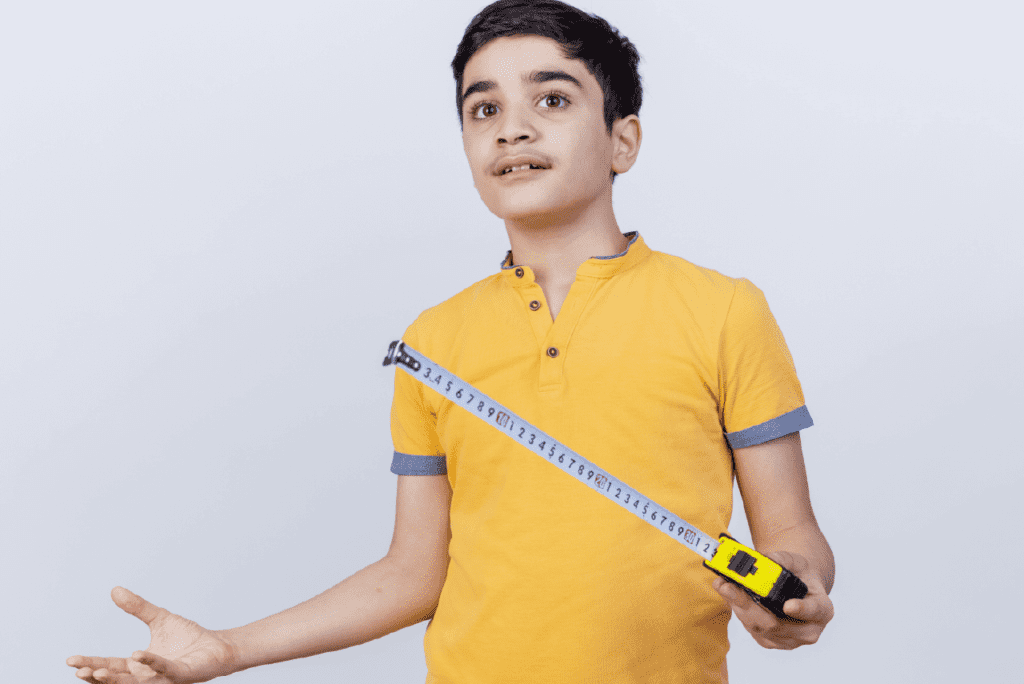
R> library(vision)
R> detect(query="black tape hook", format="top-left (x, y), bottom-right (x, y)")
top-left (382, 340), bottom-right (421, 371)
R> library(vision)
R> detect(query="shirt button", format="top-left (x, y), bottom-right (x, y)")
top-left (529, 300), bottom-right (541, 311)
top-left (546, 347), bottom-right (559, 358)
top-left (515, 267), bottom-right (524, 278)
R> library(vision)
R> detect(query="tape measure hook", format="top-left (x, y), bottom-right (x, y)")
top-left (383, 340), bottom-right (421, 371)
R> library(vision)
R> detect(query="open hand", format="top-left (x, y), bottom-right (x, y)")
top-left (713, 550), bottom-right (834, 650)
top-left (67, 587), bottom-right (238, 683)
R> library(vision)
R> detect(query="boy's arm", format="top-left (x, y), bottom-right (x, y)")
top-left (718, 431), bottom-right (835, 650)
top-left (68, 473), bottom-right (452, 683)
top-left (224, 472), bottom-right (453, 668)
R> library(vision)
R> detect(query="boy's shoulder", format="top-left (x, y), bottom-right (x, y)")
top-left (402, 270), bottom-right (504, 346)
top-left (644, 248), bottom-right (747, 294)
top-left (635, 246), bottom-right (766, 321)
top-left (644, 249), bottom-right (770, 327)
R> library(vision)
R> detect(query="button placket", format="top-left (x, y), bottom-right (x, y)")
top-left (537, 277), bottom-right (599, 391)
top-left (538, 338), bottom-right (567, 390)
top-left (521, 285), bottom-right (552, 347)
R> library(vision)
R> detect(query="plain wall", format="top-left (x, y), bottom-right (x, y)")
top-left (2, 1), bottom-right (1021, 681)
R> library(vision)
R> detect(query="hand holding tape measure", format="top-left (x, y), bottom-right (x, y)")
top-left (384, 341), bottom-right (810, 621)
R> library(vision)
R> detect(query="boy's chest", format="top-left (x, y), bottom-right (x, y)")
top-left (433, 276), bottom-right (722, 415)
top-left (430, 311), bottom-right (731, 534)
top-left (536, 279), bottom-right (574, 321)
top-left (430, 294), bottom-right (723, 465)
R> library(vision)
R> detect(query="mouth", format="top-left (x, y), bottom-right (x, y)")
top-left (498, 163), bottom-right (547, 176)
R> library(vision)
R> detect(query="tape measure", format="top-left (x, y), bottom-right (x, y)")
top-left (383, 340), bottom-right (807, 619)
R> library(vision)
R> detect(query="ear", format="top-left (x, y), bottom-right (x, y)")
top-left (610, 115), bottom-right (642, 175)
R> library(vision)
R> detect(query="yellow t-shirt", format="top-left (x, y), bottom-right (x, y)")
top-left (390, 233), bottom-right (811, 683)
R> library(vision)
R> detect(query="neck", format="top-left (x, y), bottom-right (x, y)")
top-left (503, 189), bottom-right (627, 289)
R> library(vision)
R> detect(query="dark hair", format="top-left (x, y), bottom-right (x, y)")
top-left (451, 0), bottom-right (643, 182)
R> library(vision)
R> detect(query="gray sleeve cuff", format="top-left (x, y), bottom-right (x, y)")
top-left (390, 452), bottom-right (447, 475)
top-left (725, 405), bottom-right (814, 449)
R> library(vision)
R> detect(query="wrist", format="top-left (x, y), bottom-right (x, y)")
top-left (213, 627), bottom-right (252, 675)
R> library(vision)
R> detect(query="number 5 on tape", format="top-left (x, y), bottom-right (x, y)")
top-left (383, 340), bottom-right (808, 619)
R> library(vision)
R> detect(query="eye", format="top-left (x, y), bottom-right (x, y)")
top-left (468, 90), bottom-right (570, 120)
top-left (470, 102), bottom-right (498, 119)
top-left (539, 92), bottom-right (569, 109)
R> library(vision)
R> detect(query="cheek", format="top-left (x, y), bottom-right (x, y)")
top-left (465, 152), bottom-right (487, 187)
top-left (561, 122), bottom-right (607, 171)
top-left (586, 136), bottom-right (615, 177)
top-left (463, 137), bottom-right (481, 170)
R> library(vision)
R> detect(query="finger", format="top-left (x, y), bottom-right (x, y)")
top-left (783, 593), bottom-right (834, 624)
top-left (715, 582), bottom-right (784, 631)
top-left (713, 579), bottom-right (756, 612)
top-left (769, 551), bottom-right (829, 594)
top-left (133, 650), bottom-right (180, 677)
top-left (756, 633), bottom-right (805, 650)
top-left (68, 657), bottom-right (130, 673)
top-left (764, 620), bottom-right (825, 649)
top-left (111, 586), bottom-right (167, 626)
top-left (783, 596), bottom-right (810, 620)
top-left (74, 666), bottom-right (101, 683)
top-left (764, 549), bottom-right (803, 571)
top-left (92, 668), bottom-right (138, 684)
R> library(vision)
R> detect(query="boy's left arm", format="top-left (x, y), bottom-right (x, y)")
top-left (718, 431), bottom-right (835, 650)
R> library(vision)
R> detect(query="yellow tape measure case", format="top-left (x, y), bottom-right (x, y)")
top-left (704, 534), bottom-right (808, 620)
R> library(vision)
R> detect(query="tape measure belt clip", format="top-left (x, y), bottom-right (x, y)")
top-left (728, 550), bottom-right (758, 576)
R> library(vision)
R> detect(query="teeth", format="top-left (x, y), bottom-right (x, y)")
top-left (502, 164), bottom-right (543, 175)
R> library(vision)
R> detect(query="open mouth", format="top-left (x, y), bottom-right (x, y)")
top-left (500, 164), bottom-right (546, 176)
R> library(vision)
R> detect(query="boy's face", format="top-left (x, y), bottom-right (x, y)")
top-left (460, 35), bottom-right (638, 223)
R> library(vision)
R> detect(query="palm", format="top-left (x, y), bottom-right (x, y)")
top-left (137, 611), bottom-right (231, 681)
top-left (68, 588), bottom-right (235, 684)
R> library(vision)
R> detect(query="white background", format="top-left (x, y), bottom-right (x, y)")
top-left (2, 1), bottom-right (1021, 681)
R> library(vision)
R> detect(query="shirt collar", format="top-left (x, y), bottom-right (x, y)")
top-left (500, 231), bottom-right (650, 282)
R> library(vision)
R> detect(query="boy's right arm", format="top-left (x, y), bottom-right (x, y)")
top-left (226, 472), bottom-right (453, 669)
top-left (67, 473), bottom-right (452, 683)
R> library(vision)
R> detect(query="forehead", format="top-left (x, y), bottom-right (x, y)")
top-left (462, 34), bottom-right (592, 93)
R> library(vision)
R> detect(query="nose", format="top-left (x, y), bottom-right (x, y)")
top-left (498, 133), bottom-right (530, 144)
top-left (496, 102), bottom-right (535, 145)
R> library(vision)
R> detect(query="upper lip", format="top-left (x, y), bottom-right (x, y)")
top-left (493, 154), bottom-right (551, 176)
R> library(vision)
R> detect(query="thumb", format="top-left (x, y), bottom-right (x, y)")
top-left (111, 586), bottom-right (166, 626)
top-left (782, 596), bottom-right (811, 621)
top-left (764, 550), bottom-right (807, 576)
top-left (133, 650), bottom-right (187, 679)
top-left (783, 591), bottom-right (834, 624)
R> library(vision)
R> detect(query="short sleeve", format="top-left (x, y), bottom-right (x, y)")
top-left (389, 322), bottom-right (446, 474)
top-left (719, 279), bottom-right (813, 448)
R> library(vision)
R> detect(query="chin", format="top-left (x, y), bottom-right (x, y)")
top-left (493, 202), bottom-right (564, 223)
top-left (485, 190), bottom-right (581, 222)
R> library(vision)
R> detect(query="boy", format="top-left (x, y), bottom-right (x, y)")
top-left (67, 1), bottom-right (834, 682)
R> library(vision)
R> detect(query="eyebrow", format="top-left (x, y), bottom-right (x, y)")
top-left (462, 69), bottom-right (584, 105)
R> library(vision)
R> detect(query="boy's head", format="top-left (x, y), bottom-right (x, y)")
top-left (451, 0), bottom-right (643, 220)
top-left (452, 0), bottom-right (643, 138)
